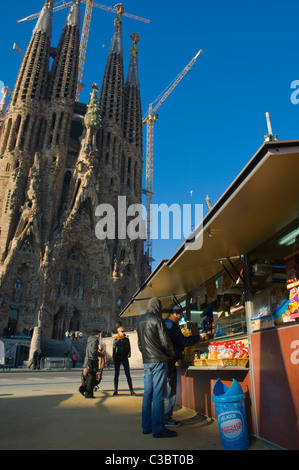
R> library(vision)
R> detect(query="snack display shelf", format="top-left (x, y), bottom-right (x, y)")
top-left (188, 365), bottom-right (250, 371)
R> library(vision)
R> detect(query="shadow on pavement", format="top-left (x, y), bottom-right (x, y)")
top-left (0, 390), bottom-right (269, 451)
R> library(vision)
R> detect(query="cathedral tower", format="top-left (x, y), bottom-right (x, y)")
top-left (97, 4), bottom-right (125, 209)
top-left (0, 0), bottom-right (54, 261)
top-left (38, 0), bottom-right (81, 245)
top-left (0, 3), bottom-right (149, 340)
top-left (124, 33), bottom-right (143, 206)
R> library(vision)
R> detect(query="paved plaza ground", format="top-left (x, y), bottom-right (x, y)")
top-left (0, 368), bottom-right (271, 453)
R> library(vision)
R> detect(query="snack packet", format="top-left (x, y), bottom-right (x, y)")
top-left (222, 342), bottom-right (236, 359)
top-left (208, 343), bottom-right (218, 359)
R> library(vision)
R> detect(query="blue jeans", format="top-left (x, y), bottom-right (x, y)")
top-left (142, 362), bottom-right (167, 434)
top-left (164, 361), bottom-right (177, 421)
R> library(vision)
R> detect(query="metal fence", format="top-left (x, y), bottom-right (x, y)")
top-left (40, 357), bottom-right (72, 370)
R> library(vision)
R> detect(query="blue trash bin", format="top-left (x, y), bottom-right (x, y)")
top-left (212, 379), bottom-right (249, 450)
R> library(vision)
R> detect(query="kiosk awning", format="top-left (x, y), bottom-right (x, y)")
top-left (120, 140), bottom-right (299, 317)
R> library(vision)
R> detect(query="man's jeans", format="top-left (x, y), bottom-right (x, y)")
top-left (164, 361), bottom-right (177, 421)
top-left (142, 362), bottom-right (167, 434)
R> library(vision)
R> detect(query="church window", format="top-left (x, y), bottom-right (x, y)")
top-left (51, 113), bottom-right (56, 131)
top-left (0, 118), bottom-right (12, 154)
top-left (106, 132), bottom-right (111, 149)
top-left (4, 190), bottom-right (11, 214)
top-left (19, 115), bottom-right (30, 150)
top-left (9, 115), bottom-right (22, 151)
top-left (58, 113), bottom-right (64, 129)
top-left (120, 152), bottom-right (125, 183)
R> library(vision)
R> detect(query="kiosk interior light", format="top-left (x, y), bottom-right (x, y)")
top-left (278, 227), bottom-right (299, 246)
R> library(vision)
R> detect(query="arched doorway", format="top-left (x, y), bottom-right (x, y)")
top-left (69, 309), bottom-right (81, 332)
top-left (7, 309), bottom-right (19, 335)
top-left (52, 307), bottom-right (67, 339)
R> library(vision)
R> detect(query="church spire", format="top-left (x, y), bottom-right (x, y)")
top-left (108, 3), bottom-right (124, 57)
top-left (124, 33), bottom-right (143, 202)
top-left (33, 0), bottom-right (54, 38)
top-left (36, 0), bottom-right (81, 245)
top-left (47, 0), bottom-right (81, 101)
top-left (84, 84), bottom-right (102, 133)
top-left (99, 4), bottom-right (125, 123)
top-left (125, 33), bottom-right (140, 89)
top-left (8, 0), bottom-right (53, 107)
top-left (0, 0), bottom-right (54, 260)
top-left (66, 0), bottom-right (81, 27)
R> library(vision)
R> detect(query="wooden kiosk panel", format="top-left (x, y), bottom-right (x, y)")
top-left (176, 367), bottom-right (255, 433)
top-left (251, 324), bottom-right (299, 449)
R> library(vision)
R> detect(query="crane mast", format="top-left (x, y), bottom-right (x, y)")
top-left (143, 49), bottom-right (203, 265)
top-left (76, 0), bottom-right (94, 101)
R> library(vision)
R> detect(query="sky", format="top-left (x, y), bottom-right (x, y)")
top-left (1, 0), bottom-right (299, 270)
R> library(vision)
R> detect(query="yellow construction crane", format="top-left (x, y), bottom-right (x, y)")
top-left (17, 1), bottom-right (150, 101)
top-left (142, 49), bottom-right (203, 265)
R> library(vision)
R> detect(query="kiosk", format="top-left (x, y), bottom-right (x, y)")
top-left (120, 140), bottom-right (299, 450)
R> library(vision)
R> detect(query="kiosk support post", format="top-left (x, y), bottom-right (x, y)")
top-left (241, 253), bottom-right (259, 437)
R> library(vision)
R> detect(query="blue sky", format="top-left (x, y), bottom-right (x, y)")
top-left (1, 0), bottom-right (299, 270)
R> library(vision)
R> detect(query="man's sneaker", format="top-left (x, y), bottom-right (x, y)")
top-left (153, 428), bottom-right (177, 438)
top-left (165, 418), bottom-right (181, 427)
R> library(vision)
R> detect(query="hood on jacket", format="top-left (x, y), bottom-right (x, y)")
top-left (87, 335), bottom-right (98, 344)
top-left (147, 297), bottom-right (162, 316)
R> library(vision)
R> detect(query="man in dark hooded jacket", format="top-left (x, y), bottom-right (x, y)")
top-left (137, 297), bottom-right (177, 438)
top-left (79, 329), bottom-right (101, 398)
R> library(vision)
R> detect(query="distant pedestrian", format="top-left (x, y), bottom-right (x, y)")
top-left (37, 350), bottom-right (42, 369)
top-left (71, 352), bottom-right (78, 368)
top-left (28, 349), bottom-right (39, 369)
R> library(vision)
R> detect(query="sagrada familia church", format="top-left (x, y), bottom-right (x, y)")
top-left (0, 0), bottom-right (150, 341)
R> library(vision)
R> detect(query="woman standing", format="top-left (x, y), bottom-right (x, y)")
top-left (112, 328), bottom-right (136, 396)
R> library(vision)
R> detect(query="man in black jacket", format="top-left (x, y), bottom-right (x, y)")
top-left (137, 297), bottom-right (177, 438)
top-left (113, 327), bottom-right (135, 396)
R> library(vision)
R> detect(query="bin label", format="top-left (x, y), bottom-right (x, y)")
top-left (218, 411), bottom-right (244, 440)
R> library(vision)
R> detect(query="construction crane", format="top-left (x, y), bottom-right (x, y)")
top-left (18, 1), bottom-right (150, 101)
top-left (142, 49), bottom-right (203, 265)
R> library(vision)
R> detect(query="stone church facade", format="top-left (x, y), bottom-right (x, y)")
top-left (0, 1), bottom-right (149, 339)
